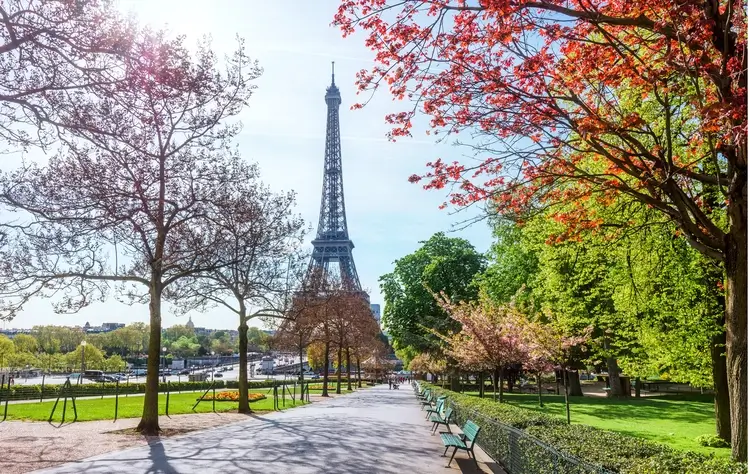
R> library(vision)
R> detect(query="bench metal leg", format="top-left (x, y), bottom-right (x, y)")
top-left (442, 445), bottom-right (450, 456)
top-left (468, 449), bottom-right (479, 469)
top-left (447, 447), bottom-right (458, 467)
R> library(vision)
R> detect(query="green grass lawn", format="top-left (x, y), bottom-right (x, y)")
top-left (463, 391), bottom-right (729, 458)
top-left (5, 390), bottom-right (307, 422)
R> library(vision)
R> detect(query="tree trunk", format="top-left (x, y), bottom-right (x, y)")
top-left (603, 337), bottom-right (625, 397)
top-left (449, 366), bottom-right (460, 391)
top-left (635, 377), bottom-right (641, 398)
top-left (299, 343), bottom-right (304, 384)
top-left (605, 356), bottom-right (626, 397)
top-left (346, 348), bottom-right (352, 391)
top-left (136, 281), bottom-right (162, 435)
top-left (336, 344), bottom-right (342, 394)
top-left (537, 373), bottom-right (543, 407)
top-left (356, 356), bottom-right (362, 388)
top-left (237, 318), bottom-right (250, 414)
top-left (498, 367), bottom-right (504, 403)
top-left (322, 340), bottom-right (330, 397)
top-left (563, 366), bottom-right (571, 424)
top-left (712, 327), bottom-right (731, 443)
top-left (478, 372), bottom-right (484, 398)
top-left (725, 202), bottom-right (747, 461)
top-left (492, 369), bottom-right (500, 400)
top-left (567, 370), bottom-right (583, 396)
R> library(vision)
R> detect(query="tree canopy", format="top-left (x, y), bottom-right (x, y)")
top-left (380, 232), bottom-right (486, 366)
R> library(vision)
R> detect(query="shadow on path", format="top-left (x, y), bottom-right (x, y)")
top-left (34, 386), bottom-right (459, 474)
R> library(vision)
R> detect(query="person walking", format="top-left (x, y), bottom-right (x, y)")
top-left (388, 377), bottom-right (392, 390)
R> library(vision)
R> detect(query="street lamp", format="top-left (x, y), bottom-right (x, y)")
top-left (162, 347), bottom-right (167, 382)
top-left (211, 351), bottom-right (215, 381)
top-left (80, 340), bottom-right (87, 384)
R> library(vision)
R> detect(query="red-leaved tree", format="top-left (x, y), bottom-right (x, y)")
top-left (336, 0), bottom-right (747, 460)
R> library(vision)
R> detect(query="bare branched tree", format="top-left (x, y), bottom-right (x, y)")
top-left (0, 31), bottom-right (261, 435)
top-left (169, 184), bottom-right (308, 413)
top-left (0, 0), bottom-right (133, 148)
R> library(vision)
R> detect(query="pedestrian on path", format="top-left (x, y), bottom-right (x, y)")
top-left (388, 378), bottom-right (392, 390)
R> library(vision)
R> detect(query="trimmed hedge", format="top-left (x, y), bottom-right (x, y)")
top-left (423, 384), bottom-right (745, 474)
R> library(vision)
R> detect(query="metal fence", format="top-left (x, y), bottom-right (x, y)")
top-left (0, 379), bottom-right (313, 424)
top-left (446, 400), bottom-right (617, 474)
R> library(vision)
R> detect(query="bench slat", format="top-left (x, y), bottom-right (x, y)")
top-left (463, 420), bottom-right (481, 442)
top-left (440, 433), bottom-right (466, 448)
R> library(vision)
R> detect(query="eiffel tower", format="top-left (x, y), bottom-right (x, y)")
top-left (308, 63), bottom-right (364, 293)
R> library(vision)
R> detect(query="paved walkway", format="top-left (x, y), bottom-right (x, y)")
top-left (34, 385), bottom-right (473, 474)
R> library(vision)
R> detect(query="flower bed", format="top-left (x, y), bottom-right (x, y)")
top-left (197, 391), bottom-right (266, 402)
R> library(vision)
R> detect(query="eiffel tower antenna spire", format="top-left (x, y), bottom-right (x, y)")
top-left (308, 64), bottom-right (365, 294)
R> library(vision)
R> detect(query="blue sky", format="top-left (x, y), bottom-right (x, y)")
top-left (3, 0), bottom-right (493, 331)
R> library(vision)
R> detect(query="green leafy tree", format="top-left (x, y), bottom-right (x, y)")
top-left (65, 343), bottom-right (105, 371)
top-left (380, 232), bottom-right (485, 389)
top-left (170, 336), bottom-right (201, 358)
top-left (103, 354), bottom-right (127, 373)
top-left (307, 342), bottom-right (327, 371)
top-left (163, 325), bottom-right (195, 346)
top-left (13, 334), bottom-right (38, 353)
top-left (247, 327), bottom-right (270, 352)
top-left (477, 221), bottom-right (538, 305)
top-left (0, 335), bottom-right (15, 368)
top-left (7, 351), bottom-right (38, 370)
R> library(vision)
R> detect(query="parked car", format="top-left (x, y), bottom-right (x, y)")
top-left (310, 374), bottom-right (321, 380)
top-left (179, 369), bottom-right (190, 375)
top-left (83, 370), bottom-right (104, 381)
top-left (213, 372), bottom-right (223, 378)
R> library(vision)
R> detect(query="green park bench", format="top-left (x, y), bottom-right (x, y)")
top-left (420, 392), bottom-right (435, 410)
top-left (430, 406), bottom-right (454, 434)
top-left (424, 396), bottom-right (447, 420)
top-left (440, 419), bottom-right (481, 468)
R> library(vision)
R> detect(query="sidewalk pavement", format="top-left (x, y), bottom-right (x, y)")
top-left (34, 384), bottom-right (503, 474)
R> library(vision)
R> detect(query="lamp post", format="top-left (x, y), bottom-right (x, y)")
top-left (162, 346), bottom-right (167, 383)
top-left (211, 351), bottom-right (215, 381)
top-left (80, 340), bottom-right (87, 384)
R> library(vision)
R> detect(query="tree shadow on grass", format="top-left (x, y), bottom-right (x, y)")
top-left (493, 392), bottom-right (716, 425)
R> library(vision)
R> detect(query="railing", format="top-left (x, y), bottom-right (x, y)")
top-left (445, 400), bottom-right (617, 474)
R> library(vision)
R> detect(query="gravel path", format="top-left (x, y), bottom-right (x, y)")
top-left (0, 412), bottom-right (254, 474)
top-left (30, 385), bottom-right (478, 474)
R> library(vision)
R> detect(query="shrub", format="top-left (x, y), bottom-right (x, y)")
top-left (423, 383), bottom-right (745, 474)
top-left (696, 435), bottom-right (731, 449)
